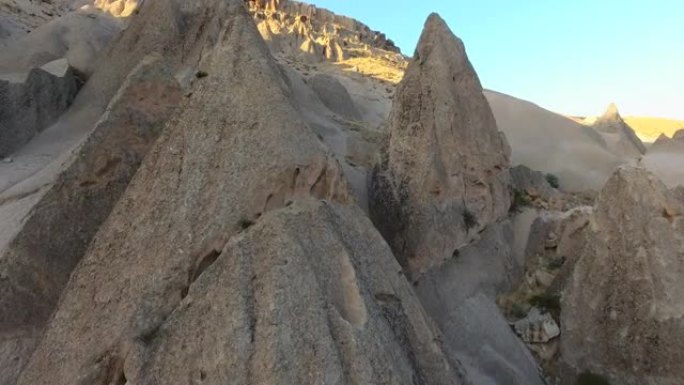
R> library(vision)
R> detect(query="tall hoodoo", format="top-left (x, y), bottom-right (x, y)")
top-left (562, 167), bottom-right (684, 385)
top-left (371, 13), bottom-right (511, 277)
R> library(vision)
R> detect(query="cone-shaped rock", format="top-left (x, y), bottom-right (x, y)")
top-left (371, 13), bottom-right (511, 277)
top-left (593, 103), bottom-right (647, 156)
top-left (561, 167), bottom-right (684, 384)
top-left (16, 2), bottom-right (466, 385)
top-left (136, 200), bottom-right (464, 385)
top-left (0, 56), bottom-right (181, 385)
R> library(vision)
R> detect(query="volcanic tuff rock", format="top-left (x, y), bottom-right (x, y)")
top-left (593, 103), bottom-right (647, 157)
top-left (15, 1), bottom-right (423, 383)
top-left (371, 14), bottom-right (511, 277)
top-left (247, 0), bottom-right (400, 62)
top-left (0, 59), bottom-right (79, 157)
top-left (0, 56), bottom-right (181, 385)
top-left (561, 167), bottom-right (684, 385)
top-left (0, 10), bottom-right (122, 77)
top-left (131, 200), bottom-right (465, 385)
top-left (309, 73), bottom-right (362, 120)
top-left (416, 222), bottom-right (545, 385)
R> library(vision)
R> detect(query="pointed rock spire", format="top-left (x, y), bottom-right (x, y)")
top-left (371, 12), bottom-right (511, 278)
top-left (602, 102), bottom-right (621, 120)
top-left (593, 103), bottom-right (647, 155)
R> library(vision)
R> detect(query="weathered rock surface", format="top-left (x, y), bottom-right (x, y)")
top-left (0, 59), bottom-right (79, 157)
top-left (0, 56), bottom-right (181, 385)
top-left (648, 129), bottom-right (684, 153)
top-left (561, 167), bottom-right (684, 385)
top-left (0, 10), bottom-right (122, 77)
top-left (371, 14), bottom-right (511, 277)
top-left (247, 0), bottom-right (400, 64)
top-left (135, 200), bottom-right (465, 385)
top-left (511, 165), bottom-right (560, 201)
top-left (15, 2), bottom-right (362, 383)
top-left (593, 103), bottom-right (647, 157)
top-left (310, 73), bottom-right (362, 120)
top-left (416, 221), bottom-right (545, 385)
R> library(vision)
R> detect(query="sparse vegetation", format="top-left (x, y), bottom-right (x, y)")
top-left (463, 208), bottom-right (478, 230)
top-left (511, 303), bottom-right (529, 319)
top-left (545, 173), bottom-right (560, 189)
top-left (576, 372), bottom-right (611, 385)
top-left (238, 218), bottom-right (255, 230)
top-left (547, 256), bottom-right (566, 270)
top-left (511, 189), bottom-right (532, 212)
top-left (195, 70), bottom-right (209, 79)
top-left (529, 292), bottom-right (561, 313)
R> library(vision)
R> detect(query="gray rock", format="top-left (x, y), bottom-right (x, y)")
top-left (514, 308), bottom-right (560, 344)
top-left (0, 10), bottom-right (122, 77)
top-left (561, 167), bottom-right (684, 385)
top-left (511, 165), bottom-right (560, 200)
top-left (310, 73), bottom-right (361, 120)
top-left (135, 200), bottom-right (465, 385)
top-left (370, 13), bottom-right (511, 278)
top-left (416, 221), bottom-right (545, 385)
top-left (0, 55), bottom-right (181, 385)
top-left (0, 59), bottom-right (79, 156)
top-left (15, 2), bottom-right (356, 383)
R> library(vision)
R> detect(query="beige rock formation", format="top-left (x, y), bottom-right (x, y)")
top-left (0, 55), bottom-right (181, 385)
top-left (371, 14), bottom-right (511, 277)
top-left (0, 10), bottom-right (122, 77)
top-left (247, 0), bottom-right (400, 62)
top-left (593, 103), bottom-right (647, 157)
top-left (132, 200), bottom-right (465, 385)
top-left (15, 2), bottom-right (416, 384)
top-left (561, 167), bottom-right (684, 385)
top-left (0, 59), bottom-right (79, 157)
top-left (309, 73), bottom-right (361, 120)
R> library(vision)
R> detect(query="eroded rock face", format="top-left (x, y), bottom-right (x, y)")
top-left (135, 200), bottom-right (465, 385)
top-left (371, 14), bottom-right (511, 277)
top-left (247, 0), bottom-right (400, 64)
top-left (415, 222), bottom-right (544, 385)
top-left (0, 56), bottom-right (181, 385)
top-left (309, 73), bottom-right (361, 120)
top-left (0, 10), bottom-right (122, 77)
top-left (0, 59), bottom-right (79, 157)
top-left (593, 103), bottom-right (647, 157)
top-left (16, 2), bottom-right (355, 383)
top-left (561, 167), bottom-right (684, 385)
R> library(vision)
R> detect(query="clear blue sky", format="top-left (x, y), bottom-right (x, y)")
top-left (309, 0), bottom-right (683, 119)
